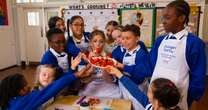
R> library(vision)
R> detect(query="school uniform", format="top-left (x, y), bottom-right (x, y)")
top-left (40, 48), bottom-right (72, 73)
top-left (112, 44), bottom-right (149, 110)
top-left (7, 74), bottom-right (77, 110)
top-left (134, 29), bottom-right (206, 110)
top-left (112, 41), bottom-right (149, 85)
top-left (119, 76), bottom-right (147, 110)
top-left (112, 45), bottom-right (126, 62)
top-left (66, 32), bottom-right (90, 58)
top-left (33, 86), bottom-right (55, 110)
top-left (120, 75), bottom-right (182, 110)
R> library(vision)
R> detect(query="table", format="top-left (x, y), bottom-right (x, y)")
top-left (46, 95), bottom-right (132, 110)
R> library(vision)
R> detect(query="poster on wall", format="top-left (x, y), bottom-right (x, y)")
top-left (156, 6), bottom-right (200, 37)
top-left (64, 9), bottom-right (118, 33)
top-left (0, 0), bottom-right (8, 25)
top-left (121, 8), bottom-right (156, 48)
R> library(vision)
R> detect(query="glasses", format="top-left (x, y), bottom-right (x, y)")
top-left (72, 23), bottom-right (85, 27)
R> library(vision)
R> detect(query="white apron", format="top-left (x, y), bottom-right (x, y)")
top-left (56, 54), bottom-right (69, 72)
top-left (73, 35), bottom-right (89, 53)
top-left (119, 46), bottom-right (148, 110)
top-left (79, 68), bottom-right (122, 99)
top-left (151, 35), bottom-right (189, 110)
top-left (50, 48), bottom-right (69, 72)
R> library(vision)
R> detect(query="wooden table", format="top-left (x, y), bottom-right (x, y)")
top-left (46, 95), bottom-right (132, 110)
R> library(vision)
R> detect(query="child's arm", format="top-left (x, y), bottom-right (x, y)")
top-left (186, 37), bottom-right (206, 105)
top-left (119, 76), bottom-right (149, 107)
top-left (104, 66), bottom-right (149, 107)
top-left (19, 74), bottom-right (78, 110)
top-left (115, 51), bottom-right (151, 84)
top-left (22, 67), bottom-right (91, 110)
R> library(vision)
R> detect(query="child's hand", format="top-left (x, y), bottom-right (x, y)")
top-left (88, 51), bottom-right (97, 58)
top-left (81, 52), bottom-right (89, 63)
top-left (71, 53), bottom-right (82, 70)
top-left (85, 64), bottom-right (95, 74)
top-left (75, 65), bottom-right (92, 78)
top-left (115, 61), bottom-right (124, 69)
top-left (103, 66), bottom-right (123, 79)
top-left (102, 71), bottom-right (115, 83)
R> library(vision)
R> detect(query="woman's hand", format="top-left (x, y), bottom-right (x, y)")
top-left (103, 66), bottom-right (123, 79)
top-left (71, 53), bottom-right (82, 70)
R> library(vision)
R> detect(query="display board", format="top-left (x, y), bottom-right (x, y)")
top-left (64, 9), bottom-right (118, 33)
top-left (121, 8), bottom-right (156, 48)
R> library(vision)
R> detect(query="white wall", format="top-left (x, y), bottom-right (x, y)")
top-left (0, 0), bottom-right (17, 69)
top-left (13, 0), bottom-right (206, 67)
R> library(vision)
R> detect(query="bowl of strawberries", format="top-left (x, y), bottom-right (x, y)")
top-left (89, 56), bottom-right (116, 68)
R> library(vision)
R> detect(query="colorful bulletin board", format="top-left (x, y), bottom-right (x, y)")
top-left (0, 0), bottom-right (8, 25)
top-left (120, 8), bottom-right (156, 48)
top-left (155, 6), bottom-right (200, 37)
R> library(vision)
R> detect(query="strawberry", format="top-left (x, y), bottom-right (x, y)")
top-left (106, 53), bottom-right (112, 58)
top-left (106, 59), bottom-right (114, 66)
top-left (90, 57), bottom-right (97, 64)
top-left (95, 48), bottom-right (102, 54)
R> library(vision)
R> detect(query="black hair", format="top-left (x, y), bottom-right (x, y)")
top-left (151, 78), bottom-right (181, 110)
top-left (48, 16), bottom-right (64, 29)
top-left (46, 28), bottom-right (64, 42)
top-left (122, 24), bottom-right (141, 37)
top-left (69, 15), bottom-right (84, 25)
top-left (167, 0), bottom-right (190, 25)
top-left (105, 20), bottom-right (119, 29)
top-left (89, 30), bottom-right (106, 41)
top-left (0, 73), bottom-right (26, 109)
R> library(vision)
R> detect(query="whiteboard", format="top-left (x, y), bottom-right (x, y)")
top-left (64, 9), bottom-right (118, 32)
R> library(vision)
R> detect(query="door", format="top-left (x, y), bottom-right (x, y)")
top-left (24, 8), bottom-right (45, 63)
top-left (44, 8), bottom-right (60, 49)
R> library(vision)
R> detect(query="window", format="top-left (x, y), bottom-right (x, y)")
top-left (47, 0), bottom-right (67, 2)
top-left (16, 0), bottom-right (30, 3)
top-left (27, 12), bottom-right (39, 26)
top-left (31, 0), bottom-right (43, 2)
top-left (16, 0), bottom-right (43, 3)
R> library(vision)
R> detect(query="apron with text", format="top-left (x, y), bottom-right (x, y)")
top-left (151, 35), bottom-right (189, 110)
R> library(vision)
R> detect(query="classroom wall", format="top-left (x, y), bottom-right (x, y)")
top-left (0, 0), bottom-right (18, 69)
top-left (3, 0), bottom-right (205, 70)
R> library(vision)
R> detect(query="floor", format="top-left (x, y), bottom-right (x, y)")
top-left (0, 66), bottom-right (207, 110)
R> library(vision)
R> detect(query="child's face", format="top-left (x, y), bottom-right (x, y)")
top-left (106, 25), bottom-right (115, 38)
top-left (121, 31), bottom-right (139, 51)
top-left (112, 30), bottom-right (122, 45)
top-left (90, 35), bottom-right (105, 51)
top-left (56, 19), bottom-right (66, 32)
top-left (49, 33), bottom-right (66, 53)
top-left (39, 67), bottom-right (55, 87)
top-left (147, 85), bottom-right (160, 110)
top-left (162, 7), bottom-right (183, 33)
top-left (71, 18), bottom-right (85, 38)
